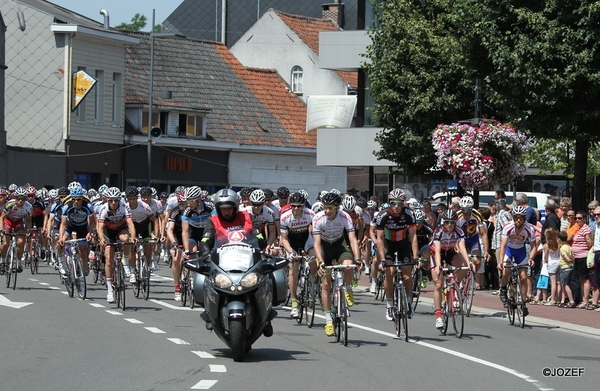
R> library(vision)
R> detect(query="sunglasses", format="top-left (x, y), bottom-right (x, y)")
top-left (595, 213), bottom-right (600, 217)
top-left (443, 220), bottom-right (456, 224)
top-left (73, 198), bottom-right (84, 202)
top-left (252, 203), bottom-right (264, 207)
top-left (109, 199), bottom-right (120, 203)
top-left (16, 197), bottom-right (26, 201)
top-left (389, 201), bottom-right (404, 207)
top-left (324, 205), bottom-right (338, 211)
top-left (575, 217), bottom-right (584, 220)
top-left (291, 204), bottom-right (304, 208)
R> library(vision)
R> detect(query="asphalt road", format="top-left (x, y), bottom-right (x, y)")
top-left (1, 263), bottom-right (598, 391)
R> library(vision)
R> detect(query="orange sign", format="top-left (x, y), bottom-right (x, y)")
top-left (165, 157), bottom-right (193, 171)
top-left (72, 70), bottom-right (97, 111)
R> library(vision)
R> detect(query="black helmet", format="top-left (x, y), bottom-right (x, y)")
top-left (288, 192), bottom-right (306, 205)
top-left (239, 187), bottom-right (252, 198)
top-left (321, 192), bottom-right (342, 206)
top-left (125, 186), bottom-right (138, 197)
top-left (356, 197), bottom-right (368, 209)
top-left (263, 188), bottom-right (274, 201)
top-left (140, 186), bottom-right (153, 196)
top-left (57, 187), bottom-right (69, 196)
top-left (159, 191), bottom-right (168, 199)
top-left (277, 186), bottom-right (290, 199)
top-left (442, 210), bottom-right (457, 223)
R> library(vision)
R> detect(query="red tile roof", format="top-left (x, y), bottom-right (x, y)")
top-left (275, 10), bottom-right (358, 88)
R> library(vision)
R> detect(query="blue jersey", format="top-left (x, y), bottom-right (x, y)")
top-left (61, 201), bottom-right (94, 227)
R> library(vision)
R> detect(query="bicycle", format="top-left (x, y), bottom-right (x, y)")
top-left (461, 254), bottom-right (483, 317)
top-left (88, 240), bottom-right (104, 285)
top-left (438, 262), bottom-right (470, 338)
top-left (62, 237), bottom-right (88, 300)
top-left (293, 254), bottom-right (318, 327)
top-left (384, 259), bottom-right (417, 341)
top-left (3, 230), bottom-right (24, 290)
top-left (325, 263), bottom-right (357, 347)
top-left (132, 238), bottom-right (154, 300)
top-left (27, 227), bottom-right (42, 275)
top-left (504, 263), bottom-right (527, 328)
top-left (410, 257), bottom-right (427, 311)
top-left (373, 261), bottom-right (385, 301)
top-left (179, 247), bottom-right (196, 308)
top-left (107, 240), bottom-right (131, 310)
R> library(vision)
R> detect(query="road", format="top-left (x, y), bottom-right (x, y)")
top-left (1, 263), bottom-right (598, 391)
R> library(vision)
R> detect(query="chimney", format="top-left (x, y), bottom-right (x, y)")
top-left (321, 3), bottom-right (345, 29)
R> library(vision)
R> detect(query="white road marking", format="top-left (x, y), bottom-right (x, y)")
top-left (49, 287), bottom-right (61, 290)
top-left (106, 310), bottom-right (123, 315)
top-left (190, 380), bottom-right (218, 389)
top-left (145, 327), bottom-right (166, 333)
top-left (89, 303), bottom-right (105, 308)
top-left (167, 338), bottom-right (190, 345)
top-left (192, 351), bottom-right (215, 359)
top-left (209, 365), bottom-right (226, 373)
top-left (125, 318), bottom-right (144, 324)
top-left (0, 293), bottom-right (33, 309)
top-left (149, 298), bottom-right (200, 311)
top-left (60, 291), bottom-right (68, 295)
top-left (28, 278), bottom-right (39, 282)
top-left (39, 282), bottom-right (50, 286)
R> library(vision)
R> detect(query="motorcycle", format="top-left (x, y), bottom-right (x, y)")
top-left (184, 242), bottom-right (288, 362)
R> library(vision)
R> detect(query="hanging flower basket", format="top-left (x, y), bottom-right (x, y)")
top-left (431, 121), bottom-right (530, 189)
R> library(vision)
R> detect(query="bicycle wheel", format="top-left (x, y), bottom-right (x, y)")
top-left (462, 270), bottom-right (475, 317)
top-left (396, 288), bottom-right (409, 341)
top-left (74, 257), bottom-right (87, 300)
top-left (133, 257), bottom-right (142, 298)
top-left (187, 273), bottom-right (195, 309)
top-left (5, 250), bottom-right (13, 288)
top-left (341, 297), bottom-right (348, 347)
top-left (305, 277), bottom-right (316, 328)
top-left (333, 289), bottom-right (341, 342)
top-left (117, 262), bottom-right (126, 310)
top-left (411, 268), bottom-right (422, 311)
top-left (92, 258), bottom-right (100, 284)
top-left (65, 257), bottom-right (74, 298)
top-left (515, 278), bottom-right (524, 328)
top-left (180, 268), bottom-right (188, 307)
top-left (29, 241), bottom-right (37, 275)
top-left (142, 261), bottom-right (151, 300)
top-left (507, 282), bottom-right (515, 325)
top-left (441, 298), bottom-right (449, 335)
top-left (295, 277), bottom-right (306, 325)
top-left (451, 286), bottom-right (464, 338)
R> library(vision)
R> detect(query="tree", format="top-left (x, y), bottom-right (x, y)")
top-left (364, 0), bottom-right (600, 210)
top-left (116, 13), bottom-right (147, 31)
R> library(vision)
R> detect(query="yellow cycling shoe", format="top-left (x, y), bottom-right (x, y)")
top-left (324, 322), bottom-right (334, 336)
top-left (344, 291), bottom-right (355, 307)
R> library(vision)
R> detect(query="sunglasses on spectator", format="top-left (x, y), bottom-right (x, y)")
top-left (595, 213), bottom-right (600, 217)
top-left (389, 201), bottom-right (404, 207)
top-left (575, 216), bottom-right (584, 220)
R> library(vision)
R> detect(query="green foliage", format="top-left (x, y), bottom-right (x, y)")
top-left (116, 13), bottom-right (147, 31)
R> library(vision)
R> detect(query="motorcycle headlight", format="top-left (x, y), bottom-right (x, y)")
top-left (214, 273), bottom-right (232, 289)
top-left (239, 272), bottom-right (260, 288)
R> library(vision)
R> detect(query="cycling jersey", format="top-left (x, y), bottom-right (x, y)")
top-left (456, 209), bottom-right (483, 239)
top-left (128, 200), bottom-right (154, 224)
top-left (374, 208), bottom-right (416, 242)
top-left (98, 202), bottom-right (132, 230)
top-left (416, 222), bottom-right (434, 249)
top-left (432, 226), bottom-right (466, 252)
top-left (245, 205), bottom-right (276, 233)
top-left (168, 207), bottom-right (184, 244)
top-left (182, 202), bottom-right (213, 240)
top-left (29, 196), bottom-right (46, 218)
top-left (2, 199), bottom-right (32, 231)
top-left (312, 209), bottom-right (355, 243)
top-left (501, 221), bottom-right (536, 250)
top-left (280, 207), bottom-right (314, 251)
top-left (61, 201), bottom-right (94, 227)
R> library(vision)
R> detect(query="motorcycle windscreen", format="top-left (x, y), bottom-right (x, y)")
top-left (218, 244), bottom-right (255, 272)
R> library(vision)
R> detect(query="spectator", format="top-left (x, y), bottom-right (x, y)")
top-left (491, 199), bottom-right (511, 294)
top-left (480, 207), bottom-right (497, 290)
top-left (495, 189), bottom-right (506, 203)
top-left (559, 197), bottom-right (572, 232)
top-left (587, 200), bottom-right (599, 233)
top-left (542, 200), bottom-right (561, 245)
top-left (422, 200), bottom-right (437, 230)
top-left (516, 192), bottom-right (537, 226)
top-left (571, 211), bottom-right (593, 308)
top-left (565, 209), bottom-right (577, 245)
top-left (436, 203), bottom-right (447, 226)
top-left (542, 228), bottom-right (561, 306)
top-left (558, 231), bottom-right (576, 307)
top-left (591, 206), bottom-right (600, 311)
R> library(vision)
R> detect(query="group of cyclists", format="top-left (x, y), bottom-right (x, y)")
top-left (1, 181), bottom-right (538, 336)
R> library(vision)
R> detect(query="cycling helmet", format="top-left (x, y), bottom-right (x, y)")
top-left (342, 195), bottom-right (356, 211)
top-left (380, 202), bottom-right (390, 210)
top-left (48, 189), bottom-right (58, 199)
top-left (413, 208), bottom-right (425, 222)
top-left (0, 188), bottom-right (8, 196)
top-left (140, 186), bottom-right (153, 197)
top-left (104, 187), bottom-right (122, 200)
top-left (277, 186), bottom-right (290, 199)
top-left (87, 188), bottom-right (97, 198)
top-left (329, 188), bottom-right (341, 195)
top-left (124, 186), bottom-right (138, 197)
top-left (459, 196), bottom-right (474, 209)
top-left (150, 187), bottom-right (157, 197)
top-left (298, 189), bottom-right (309, 200)
top-left (98, 184), bottom-right (108, 196)
top-left (239, 187), bottom-right (253, 198)
top-left (68, 181), bottom-right (81, 190)
top-left (321, 192), bottom-right (342, 206)
top-left (367, 200), bottom-right (378, 209)
top-left (176, 191), bottom-right (186, 202)
top-left (263, 188), bottom-right (274, 201)
top-left (8, 183), bottom-right (17, 192)
top-left (13, 187), bottom-right (27, 197)
top-left (70, 187), bottom-right (86, 197)
top-left (175, 186), bottom-right (186, 193)
top-left (159, 191), bottom-right (168, 199)
top-left (356, 198), bottom-right (368, 209)
top-left (312, 202), bottom-right (324, 213)
top-left (388, 188), bottom-right (406, 201)
top-left (511, 205), bottom-right (528, 216)
top-left (57, 187), bottom-right (69, 196)
top-left (442, 210), bottom-right (458, 222)
top-left (200, 190), bottom-right (209, 199)
top-left (288, 192), bottom-right (306, 205)
top-left (185, 186), bottom-right (203, 200)
top-left (354, 206), bottom-right (364, 216)
top-left (25, 185), bottom-right (36, 196)
top-left (249, 189), bottom-right (266, 204)
top-left (408, 198), bottom-right (421, 209)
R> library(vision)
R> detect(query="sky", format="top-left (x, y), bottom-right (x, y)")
top-left (48, 0), bottom-right (184, 30)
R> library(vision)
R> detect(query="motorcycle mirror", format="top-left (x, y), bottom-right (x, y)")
top-left (264, 257), bottom-right (288, 272)
top-left (183, 259), bottom-right (210, 275)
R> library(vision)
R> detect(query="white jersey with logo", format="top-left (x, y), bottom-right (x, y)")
top-left (128, 200), bottom-right (154, 223)
top-left (501, 221), bottom-right (536, 249)
top-left (312, 209), bottom-right (355, 243)
top-left (244, 205), bottom-right (275, 230)
top-left (98, 202), bottom-right (132, 230)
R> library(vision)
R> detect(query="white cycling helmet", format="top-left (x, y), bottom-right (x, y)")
top-left (459, 196), bottom-right (474, 209)
top-left (185, 186), bottom-right (202, 201)
top-left (367, 200), bottom-right (378, 209)
top-left (249, 189), bottom-right (266, 204)
top-left (68, 181), bottom-right (82, 190)
top-left (388, 188), bottom-right (406, 201)
top-left (342, 195), bottom-right (356, 211)
top-left (413, 208), bottom-right (425, 222)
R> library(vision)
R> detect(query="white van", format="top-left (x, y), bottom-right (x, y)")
top-left (431, 191), bottom-right (553, 220)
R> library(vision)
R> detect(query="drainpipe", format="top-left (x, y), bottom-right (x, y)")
top-left (99, 9), bottom-right (109, 28)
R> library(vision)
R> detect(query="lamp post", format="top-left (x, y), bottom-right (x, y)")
top-left (147, 9), bottom-right (180, 186)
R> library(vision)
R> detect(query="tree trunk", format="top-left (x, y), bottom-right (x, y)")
top-left (572, 139), bottom-right (589, 211)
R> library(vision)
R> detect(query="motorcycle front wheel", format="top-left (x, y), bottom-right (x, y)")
top-left (230, 319), bottom-right (246, 362)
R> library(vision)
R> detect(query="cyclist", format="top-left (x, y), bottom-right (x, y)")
top-left (57, 187), bottom-right (95, 276)
top-left (414, 208), bottom-right (433, 287)
top-left (97, 187), bottom-right (137, 303)
top-left (430, 210), bottom-right (472, 329)
top-left (312, 192), bottom-right (361, 336)
top-left (140, 186), bottom-right (164, 270)
top-left (25, 185), bottom-right (48, 260)
top-left (456, 196), bottom-right (490, 274)
top-left (280, 192), bottom-right (316, 318)
top-left (165, 191), bottom-right (188, 301)
top-left (0, 187), bottom-right (32, 273)
top-left (125, 186), bottom-right (159, 282)
top-left (497, 205), bottom-right (538, 312)
top-left (181, 186), bottom-right (213, 261)
top-left (272, 186), bottom-right (291, 214)
top-left (374, 189), bottom-right (419, 321)
top-left (238, 187), bottom-right (253, 209)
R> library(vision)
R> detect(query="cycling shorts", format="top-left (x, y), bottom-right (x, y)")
top-left (3, 218), bottom-right (24, 232)
top-left (320, 237), bottom-right (352, 267)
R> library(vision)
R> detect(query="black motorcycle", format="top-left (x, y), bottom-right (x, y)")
top-left (184, 242), bottom-right (288, 362)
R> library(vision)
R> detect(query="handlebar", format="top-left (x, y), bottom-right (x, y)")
top-left (64, 238), bottom-right (89, 244)
top-left (324, 264), bottom-right (357, 270)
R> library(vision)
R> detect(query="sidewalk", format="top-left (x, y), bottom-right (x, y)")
top-left (358, 274), bottom-right (599, 336)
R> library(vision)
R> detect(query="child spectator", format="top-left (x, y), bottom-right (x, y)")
top-left (558, 231), bottom-right (576, 307)
top-left (542, 228), bottom-right (561, 306)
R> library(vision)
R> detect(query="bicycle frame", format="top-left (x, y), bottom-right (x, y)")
top-left (325, 264), bottom-right (356, 347)
top-left (439, 263), bottom-right (469, 338)
top-left (63, 238), bottom-right (88, 299)
top-left (4, 231), bottom-right (22, 290)
top-left (504, 263), bottom-right (527, 328)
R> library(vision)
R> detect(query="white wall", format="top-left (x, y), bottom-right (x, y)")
top-left (3, 2), bottom-right (65, 151)
top-left (229, 151), bottom-right (346, 200)
top-left (230, 9), bottom-right (348, 102)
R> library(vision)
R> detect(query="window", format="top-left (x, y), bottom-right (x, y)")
top-left (364, 75), bottom-right (376, 126)
top-left (142, 110), bottom-right (159, 133)
top-left (94, 70), bottom-right (105, 124)
top-left (291, 66), bottom-right (303, 94)
top-left (76, 67), bottom-right (86, 122)
top-left (186, 114), bottom-right (206, 138)
top-left (112, 73), bottom-right (122, 126)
